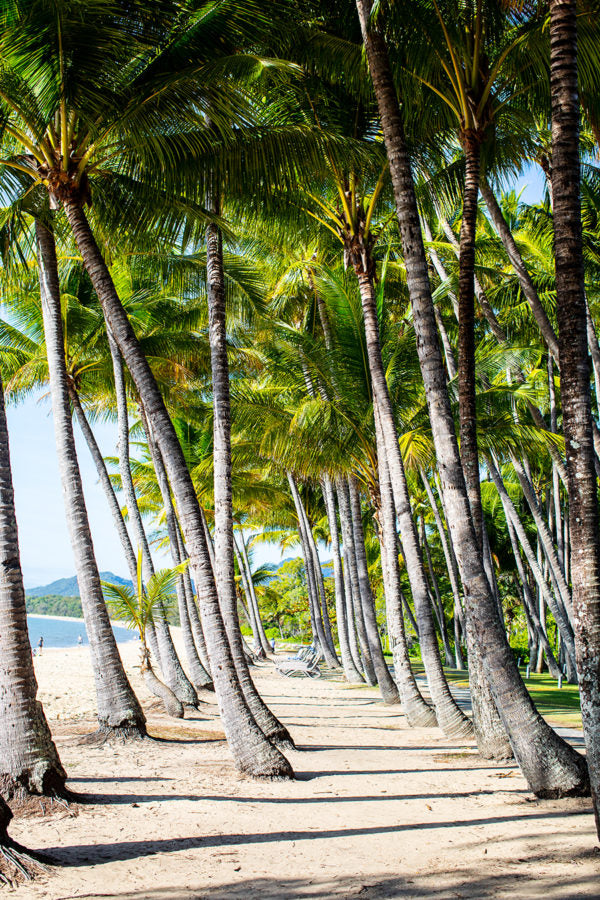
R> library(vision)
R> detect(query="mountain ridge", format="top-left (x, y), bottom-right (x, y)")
top-left (26, 571), bottom-right (132, 598)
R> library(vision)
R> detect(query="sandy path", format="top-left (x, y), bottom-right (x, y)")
top-left (9, 642), bottom-right (600, 899)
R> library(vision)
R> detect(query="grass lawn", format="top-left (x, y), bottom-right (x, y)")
top-left (400, 658), bottom-right (582, 730)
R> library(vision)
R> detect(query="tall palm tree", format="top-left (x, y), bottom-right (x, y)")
top-left (0, 0), bottom-right (299, 779)
top-left (550, 0), bottom-right (600, 835)
top-left (36, 219), bottom-right (147, 736)
top-left (205, 193), bottom-right (295, 748)
top-left (0, 353), bottom-right (67, 797)
top-left (355, 0), bottom-right (589, 796)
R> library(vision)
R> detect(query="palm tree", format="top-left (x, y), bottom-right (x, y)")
top-left (0, 0), bottom-right (297, 779)
top-left (0, 799), bottom-right (44, 886)
top-left (302, 171), bottom-right (471, 730)
top-left (0, 351), bottom-right (67, 798)
top-left (36, 219), bottom-right (146, 737)
top-left (549, 0), bottom-right (600, 835)
top-left (103, 557), bottom-right (186, 719)
top-left (355, 0), bottom-right (589, 796)
top-left (204, 200), bottom-right (295, 748)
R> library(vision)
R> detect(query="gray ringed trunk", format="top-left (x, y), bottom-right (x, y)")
top-left (337, 478), bottom-right (377, 684)
top-left (337, 483), bottom-right (365, 677)
top-left (0, 361), bottom-right (67, 800)
top-left (347, 476), bottom-right (400, 704)
top-left (456, 134), bottom-right (514, 761)
top-left (288, 472), bottom-right (340, 669)
top-left (458, 132), bottom-right (484, 546)
top-left (376, 413), bottom-right (436, 726)
top-left (143, 659), bottom-right (184, 718)
top-left (36, 220), bottom-right (146, 737)
top-left (322, 477), bottom-right (364, 683)
top-left (138, 404), bottom-right (212, 691)
top-left (352, 266), bottom-right (471, 736)
top-left (62, 199), bottom-right (292, 780)
top-left (355, 0), bottom-right (589, 796)
top-left (238, 536), bottom-right (272, 656)
top-left (205, 209), bottom-right (295, 755)
top-left (550, 0), bottom-right (600, 832)
top-left (178, 521), bottom-right (213, 677)
top-left (111, 371), bottom-right (197, 709)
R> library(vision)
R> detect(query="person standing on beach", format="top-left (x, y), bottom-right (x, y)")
top-left (78, 634), bottom-right (83, 646)
top-left (37, 636), bottom-right (43, 656)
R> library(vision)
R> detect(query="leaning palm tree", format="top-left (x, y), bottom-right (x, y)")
top-left (549, 0), bottom-right (600, 836)
top-left (354, 0), bottom-right (589, 797)
top-left (0, 352), bottom-right (67, 799)
top-left (0, 0), bottom-right (298, 778)
top-left (35, 219), bottom-right (147, 738)
top-left (103, 556), bottom-right (189, 719)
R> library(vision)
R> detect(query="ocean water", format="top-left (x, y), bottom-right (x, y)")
top-left (27, 614), bottom-right (136, 650)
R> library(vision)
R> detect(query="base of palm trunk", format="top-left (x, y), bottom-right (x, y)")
top-left (274, 736), bottom-right (296, 754)
top-left (0, 768), bottom-right (68, 805)
top-left (144, 669), bottom-right (184, 718)
top-left (403, 699), bottom-right (438, 728)
top-left (85, 721), bottom-right (148, 744)
top-left (240, 760), bottom-right (295, 782)
top-left (0, 839), bottom-right (51, 887)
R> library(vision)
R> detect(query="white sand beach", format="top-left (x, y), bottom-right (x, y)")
top-left (9, 639), bottom-right (600, 899)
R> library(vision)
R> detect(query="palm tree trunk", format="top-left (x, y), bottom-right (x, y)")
top-left (420, 517), bottom-right (454, 666)
top-left (352, 267), bottom-right (470, 734)
top-left (142, 418), bottom-right (212, 689)
top-left (111, 340), bottom-right (198, 708)
top-left (487, 456), bottom-right (577, 680)
top-left (337, 483), bottom-right (364, 676)
top-left (510, 454), bottom-right (574, 622)
top-left (69, 387), bottom-right (163, 667)
top-left (176, 523), bottom-right (212, 676)
top-left (36, 219), bottom-right (146, 737)
top-left (69, 387), bottom-right (138, 581)
top-left (322, 477), bottom-right (364, 682)
top-left (287, 472), bottom-right (339, 667)
top-left (505, 517), bottom-right (562, 680)
top-left (550, 0), bottom-right (600, 831)
top-left (337, 478), bottom-right (377, 683)
top-left (206, 207), bottom-right (294, 751)
top-left (141, 651), bottom-right (183, 718)
top-left (419, 469), bottom-right (465, 667)
top-left (232, 539), bottom-right (260, 646)
top-left (297, 496), bottom-right (338, 660)
top-left (0, 800), bottom-right (42, 887)
top-left (356, 0), bottom-right (588, 794)
top-left (238, 535), bottom-right (272, 656)
top-left (0, 368), bottom-right (67, 800)
top-left (62, 199), bottom-right (292, 779)
top-left (458, 133), bottom-right (484, 545)
top-left (376, 420), bottom-right (436, 725)
top-left (347, 475), bottom-right (400, 704)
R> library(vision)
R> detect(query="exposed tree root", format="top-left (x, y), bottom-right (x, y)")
top-left (79, 723), bottom-right (148, 746)
top-left (4, 790), bottom-right (80, 819)
top-left (0, 841), bottom-right (51, 887)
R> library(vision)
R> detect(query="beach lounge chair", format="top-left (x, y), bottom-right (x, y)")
top-left (275, 648), bottom-right (323, 678)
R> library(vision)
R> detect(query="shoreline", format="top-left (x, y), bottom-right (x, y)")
top-left (27, 612), bottom-right (138, 645)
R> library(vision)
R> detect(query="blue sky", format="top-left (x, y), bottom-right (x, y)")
top-left (8, 163), bottom-right (546, 589)
top-left (7, 391), bottom-right (290, 588)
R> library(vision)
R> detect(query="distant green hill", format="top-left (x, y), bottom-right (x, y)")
top-left (26, 571), bottom-right (132, 598)
top-left (26, 595), bottom-right (83, 618)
